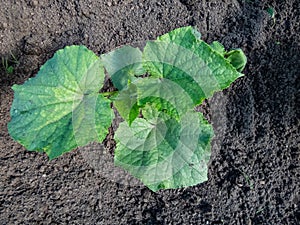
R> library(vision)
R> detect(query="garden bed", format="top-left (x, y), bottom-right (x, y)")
top-left (0, 0), bottom-right (299, 224)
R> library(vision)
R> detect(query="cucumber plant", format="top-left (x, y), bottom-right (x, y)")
top-left (8, 26), bottom-right (246, 191)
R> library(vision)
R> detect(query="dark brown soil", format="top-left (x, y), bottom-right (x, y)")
top-left (0, 0), bottom-right (299, 224)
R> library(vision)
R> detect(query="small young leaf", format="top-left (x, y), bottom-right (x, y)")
top-left (113, 82), bottom-right (139, 125)
top-left (101, 45), bottom-right (145, 90)
top-left (8, 45), bottom-right (113, 159)
top-left (225, 49), bottom-right (247, 72)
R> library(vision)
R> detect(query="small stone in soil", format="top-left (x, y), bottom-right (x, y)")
top-left (2, 22), bottom-right (8, 29)
top-left (32, 0), bottom-right (38, 7)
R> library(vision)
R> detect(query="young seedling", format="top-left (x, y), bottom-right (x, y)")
top-left (235, 166), bottom-right (254, 190)
top-left (266, 6), bottom-right (276, 25)
top-left (1, 51), bottom-right (19, 74)
top-left (8, 27), bottom-right (247, 191)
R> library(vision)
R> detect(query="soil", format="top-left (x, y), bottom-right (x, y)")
top-left (0, 0), bottom-right (299, 224)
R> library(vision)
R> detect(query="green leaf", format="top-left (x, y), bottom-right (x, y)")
top-left (101, 45), bottom-right (145, 90)
top-left (114, 109), bottom-right (213, 191)
top-left (8, 45), bottom-right (113, 159)
top-left (143, 26), bottom-right (245, 105)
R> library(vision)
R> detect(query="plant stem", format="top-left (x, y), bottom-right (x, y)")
top-left (101, 90), bottom-right (118, 97)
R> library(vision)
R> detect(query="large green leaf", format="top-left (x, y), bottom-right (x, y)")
top-left (143, 26), bottom-right (245, 105)
top-left (8, 45), bottom-right (113, 159)
top-left (114, 107), bottom-right (213, 191)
